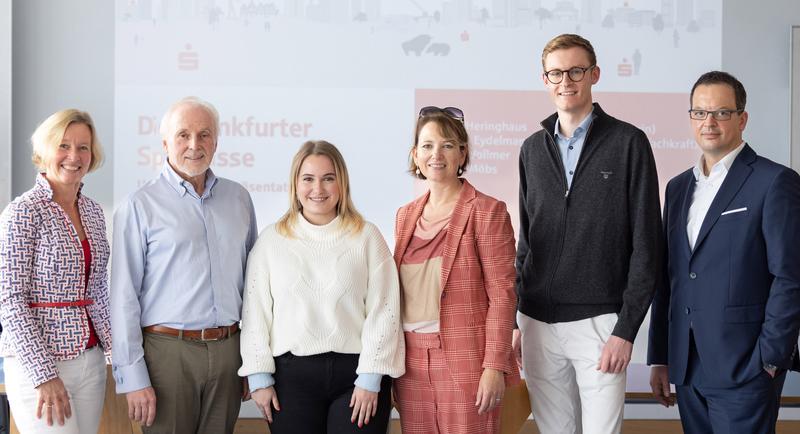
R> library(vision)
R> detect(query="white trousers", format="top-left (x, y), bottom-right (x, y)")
top-left (4, 346), bottom-right (106, 434)
top-left (518, 311), bottom-right (626, 434)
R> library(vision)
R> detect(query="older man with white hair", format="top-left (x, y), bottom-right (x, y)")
top-left (111, 96), bottom-right (257, 433)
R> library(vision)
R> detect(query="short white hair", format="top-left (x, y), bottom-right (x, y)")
top-left (159, 96), bottom-right (220, 139)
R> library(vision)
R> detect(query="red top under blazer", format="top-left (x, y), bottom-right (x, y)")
top-left (394, 179), bottom-right (520, 395)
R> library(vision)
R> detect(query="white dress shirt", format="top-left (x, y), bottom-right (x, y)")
top-left (687, 142), bottom-right (746, 250)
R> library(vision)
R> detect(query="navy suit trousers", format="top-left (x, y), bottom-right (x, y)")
top-left (676, 332), bottom-right (786, 434)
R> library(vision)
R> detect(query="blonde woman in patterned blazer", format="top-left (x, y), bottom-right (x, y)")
top-left (0, 109), bottom-right (111, 433)
top-left (393, 107), bottom-right (519, 434)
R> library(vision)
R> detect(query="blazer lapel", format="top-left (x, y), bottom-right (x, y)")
top-left (678, 173), bottom-right (695, 259)
top-left (440, 181), bottom-right (476, 290)
top-left (691, 145), bottom-right (755, 256)
top-left (393, 191), bottom-right (428, 268)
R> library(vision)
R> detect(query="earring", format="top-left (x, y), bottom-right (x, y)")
top-left (415, 168), bottom-right (421, 177)
top-left (457, 166), bottom-right (464, 176)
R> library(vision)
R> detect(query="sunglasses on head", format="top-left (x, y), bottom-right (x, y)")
top-left (418, 106), bottom-right (465, 122)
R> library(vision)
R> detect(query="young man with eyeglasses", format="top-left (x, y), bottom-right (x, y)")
top-left (514, 33), bottom-right (663, 434)
top-left (648, 71), bottom-right (800, 434)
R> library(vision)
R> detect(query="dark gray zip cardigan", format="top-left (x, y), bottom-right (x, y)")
top-left (516, 103), bottom-right (663, 342)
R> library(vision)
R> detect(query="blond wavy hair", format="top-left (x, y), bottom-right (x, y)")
top-left (276, 140), bottom-right (364, 238)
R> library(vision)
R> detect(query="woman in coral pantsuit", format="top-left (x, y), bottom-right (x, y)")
top-left (393, 106), bottom-right (519, 434)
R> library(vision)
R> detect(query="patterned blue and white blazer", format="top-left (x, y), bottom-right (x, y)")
top-left (0, 174), bottom-right (112, 387)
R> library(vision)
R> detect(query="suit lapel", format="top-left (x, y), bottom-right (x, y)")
top-left (691, 145), bottom-right (755, 256)
top-left (393, 191), bottom-right (428, 268)
top-left (678, 173), bottom-right (695, 259)
top-left (440, 181), bottom-right (476, 291)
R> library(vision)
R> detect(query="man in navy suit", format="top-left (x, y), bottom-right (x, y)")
top-left (648, 71), bottom-right (800, 433)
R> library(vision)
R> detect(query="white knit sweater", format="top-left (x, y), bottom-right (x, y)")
top-left (238, 215), bottom-right (405, 379)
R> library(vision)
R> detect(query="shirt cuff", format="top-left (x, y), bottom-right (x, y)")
top-left (248, 373), bottom-right (275, 393)
top-left (112, 359), bottom-right (152, 394)
top-left (354, 373), bottom-right (382, 393)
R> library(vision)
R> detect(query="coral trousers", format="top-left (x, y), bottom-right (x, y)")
top-left (395, 332), bottom-right (499, 434)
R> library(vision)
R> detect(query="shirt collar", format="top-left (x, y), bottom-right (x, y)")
top-left (554, 108), bottom-right (595, 140)
top-left (34, 173), bottom-right (84, 200)
top-left (161, 160), bottom-right (217, 198)
top-left (692, 141), bottom-right (746, 181)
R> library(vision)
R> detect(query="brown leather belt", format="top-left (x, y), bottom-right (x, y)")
top-left (143, 324), bottom-right (239, 341)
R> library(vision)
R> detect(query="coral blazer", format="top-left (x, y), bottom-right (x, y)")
top-left (394, 179), bottom-right (520, 395)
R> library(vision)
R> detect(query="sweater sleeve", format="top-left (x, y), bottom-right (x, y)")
top-left (356, 225), bottom-right (405, 379)
top-left (648, 179), bottom-right (674, 365)
top-left (238, 231), bottom-right (277, 378)
top-left (614, 130), bottom-right (664, 342)
top-left (516, 141), bottom-right (530, 300)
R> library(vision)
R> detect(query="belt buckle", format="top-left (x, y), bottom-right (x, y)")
top-left (200, 327), bottom-right (223, 341)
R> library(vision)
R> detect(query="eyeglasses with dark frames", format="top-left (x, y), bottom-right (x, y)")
top-left (688, 109), bottom-right (744, 121)
top-left (544, 65), bottom-right (596, 84)
top-left (418, 106), bottom-right (465, 123)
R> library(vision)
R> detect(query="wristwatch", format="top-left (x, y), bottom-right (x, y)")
top-left (764, 363), bottom-right (778, 377)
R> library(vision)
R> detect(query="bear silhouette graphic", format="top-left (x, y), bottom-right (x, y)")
top-left (402, 34), bottom-right (432, 56)
top-left (426, 43), bottom-right (450, 56)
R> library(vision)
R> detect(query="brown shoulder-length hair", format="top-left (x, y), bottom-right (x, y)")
top-left (31, 109), bottom-right (104, 172)
top-left (408, 112), bottom-right (470, 179)
top-left (276, 140), bottom-right (364, 237)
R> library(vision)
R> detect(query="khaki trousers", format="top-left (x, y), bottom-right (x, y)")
top-left (142, 330), bottom-right (242, 434)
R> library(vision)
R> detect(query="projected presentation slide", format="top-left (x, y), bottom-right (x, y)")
top-left (114, 1), bottom-right (722, 388)
top-left (115, 0), bottom-right (720, 236)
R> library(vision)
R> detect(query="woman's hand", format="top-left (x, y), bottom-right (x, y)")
top-left (252, 387), bottom-right (280, 423)
top-left (475, 368), bottom-right (505, 414)
top-left (36, 377), bottom-right (71, 426)
top-left (350, 386), bottom-right (378, 428)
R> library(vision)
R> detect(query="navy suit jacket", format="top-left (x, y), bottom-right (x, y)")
top-left (648, 144), bottom-right (800, 387)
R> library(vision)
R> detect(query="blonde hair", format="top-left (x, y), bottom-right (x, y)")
top-left (541, 33), bottom-right (597, 69)
top-left (31, 109), bottom-right (103, 172)
top-left (276, 140), bottom-right (364, 237)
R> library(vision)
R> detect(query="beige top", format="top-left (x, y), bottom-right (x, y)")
top-left (399, 213), bottom-right (450, 332)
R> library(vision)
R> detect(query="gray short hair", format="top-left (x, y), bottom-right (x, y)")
top-left (159, 96), bottom-right (220, 139)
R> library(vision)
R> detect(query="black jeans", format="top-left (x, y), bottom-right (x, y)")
top-left (270, 352), bottom-right (392, 434)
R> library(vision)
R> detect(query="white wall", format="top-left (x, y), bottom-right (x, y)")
top-left (792, 25), bottom-right (800, 170)
top-left (0, 0), bottom-right (11, 208)
top-left (11, 0), bottom-right (113, 207)
top-left (722, 0), bottom-right (800, 166)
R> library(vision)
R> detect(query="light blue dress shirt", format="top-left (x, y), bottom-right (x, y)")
top-left (554, 110), bottom-right (595, 189)
top-left (111, 162), bottom-right (257, 393)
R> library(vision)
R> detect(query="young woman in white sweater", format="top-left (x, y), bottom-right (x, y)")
top-left (238, 140), bottom-right (405, 433)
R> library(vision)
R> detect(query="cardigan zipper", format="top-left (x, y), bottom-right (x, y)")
top-left (542, 131), bottom-right (570, 321)
top-left (541, 119), bottom-right (596, 321)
